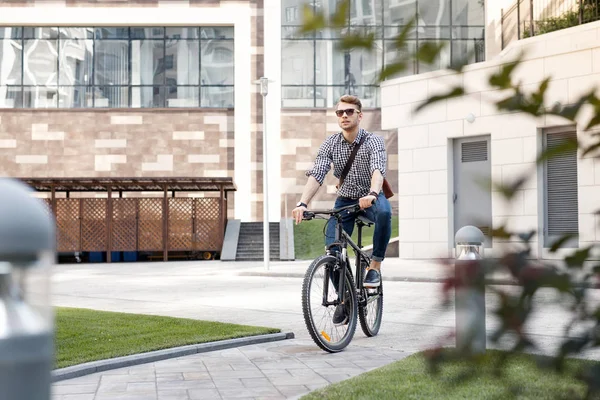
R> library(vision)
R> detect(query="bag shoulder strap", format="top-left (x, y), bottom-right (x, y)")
top-left (339, 133), bottom-right (367, 188)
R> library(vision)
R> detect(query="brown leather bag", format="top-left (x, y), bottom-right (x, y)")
top-left (382, 178), bottom-right (394, 199)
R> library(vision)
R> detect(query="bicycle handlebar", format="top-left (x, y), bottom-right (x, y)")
top-left (302, 199), bottom-right (376, 221)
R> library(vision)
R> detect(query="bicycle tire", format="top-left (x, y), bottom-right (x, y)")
top-left (301, 254), bottom-right (357, 353)
top-left (358, 281), bottom-right (383, 337)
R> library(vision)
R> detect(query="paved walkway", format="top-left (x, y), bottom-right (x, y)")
top-left (51, 259), bottom-right (600, 400)
top-left (53, 339), bottom-right (407, 400)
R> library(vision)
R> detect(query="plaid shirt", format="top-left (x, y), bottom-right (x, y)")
top-left (306, 128), bottom-right (387, 199)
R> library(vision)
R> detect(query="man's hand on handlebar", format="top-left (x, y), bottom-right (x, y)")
top-left (292, 205), bottom-right (307, 225)
top-left (359, 194), bottom-right (377, 209)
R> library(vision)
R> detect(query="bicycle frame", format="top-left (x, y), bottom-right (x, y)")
top-left (322, 207), bottom-right (372, 308)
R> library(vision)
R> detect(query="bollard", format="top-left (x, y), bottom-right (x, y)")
top-left (454, 225), bottom-right (486, 355)
top-left (0, 178), bottom-right (55, 400)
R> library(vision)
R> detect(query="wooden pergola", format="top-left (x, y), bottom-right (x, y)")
top-left (21, 177), bottom-right (236, 262)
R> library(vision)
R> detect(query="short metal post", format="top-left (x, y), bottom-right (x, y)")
top-left (454, 225), bottom-right (486, 354)
top-left (517, 0), bottom-right (521, 40)
top-left (0, 178), bottom-right (56, 400)
top-left (529, 0), bottom-right (535, 36)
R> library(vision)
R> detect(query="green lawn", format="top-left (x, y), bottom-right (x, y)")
top-left (301, 350), bottom-right (595, 400)
top-left (294, 216), bottom-right (399, 260)
top-left (54, 307), bottom-right (279, 369)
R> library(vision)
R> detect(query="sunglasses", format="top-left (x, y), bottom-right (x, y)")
top-left (335, 108), bottom-right (360, 117)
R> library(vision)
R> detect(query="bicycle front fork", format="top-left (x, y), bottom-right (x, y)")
top-left (323, 248), bottom-right (348, 307)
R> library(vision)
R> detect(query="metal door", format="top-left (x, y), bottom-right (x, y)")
top-left (453, 136), bottom-right (492, 247)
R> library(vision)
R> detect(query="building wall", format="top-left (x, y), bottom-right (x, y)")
top-left (0, 109), bottom-right (236, 214)
top-left (0, 0), bottom-right (263, 221)
top-left (381, 20), bottom-right (600, 260)
top-left (279, 109), bottom-right (398, 217)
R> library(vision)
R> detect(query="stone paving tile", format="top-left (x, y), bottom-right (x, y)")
top-left (157, 373), bottom-right (184, 382)
top-left (187, 388), bottom-right (222, 400)
top-left (96, 382), bottom-right (128, 393)
top-left (182, 371), bottom-right (211, 380)
top-left (52, 384), bottom-right (98, 395)
top-left (157, 392), bottom-right (190, 400)
top-left (220, 386), bottom-right (282, 397)
top-left (231, 362), bottom-right (261, 370)
top-left (241, 377), bottom-right (273, 388)
top-left (209, 368), bottom-right (266, 379)
top-left (56, 374), bottom-right (102, 385)
top-left (320, 373), bottom-right (353, 383)
top-left (101, 373), bottom-right (157, 384)
top-left (62, 395), bottom-right (96, 400)
top-left (276, 385), bottom-right (310, 397)
top-left (212, 378), bottom-right (245, 388)
top-left (157, 389), bottom-right (190, 400)
top-left (127, 382), bottom-right (157, 392)
top-left (157, 379), bottom-right (215, 391)
top-left (95, 394), bottom-right (157, 400)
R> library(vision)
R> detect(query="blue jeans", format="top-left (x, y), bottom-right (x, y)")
top-left (325, 192), bottom-right (392, 262)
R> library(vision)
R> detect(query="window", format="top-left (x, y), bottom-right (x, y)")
top-left (282, 0), bottom-right (485, 108)
top-left (285, 6), bottom-right (299, 23)
top-left (543, 127), bottom-right (579, 248)
top-left (0, 26), bottom-right (234, 108)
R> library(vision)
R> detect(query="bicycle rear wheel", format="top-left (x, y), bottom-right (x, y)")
top-left (358, 281), bottom-right (383, 337)
top-left (301, 255), bottom-right (357, 352)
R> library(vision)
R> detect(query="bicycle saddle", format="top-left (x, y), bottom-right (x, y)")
top-left (356, 213), bottom-right (374, 227)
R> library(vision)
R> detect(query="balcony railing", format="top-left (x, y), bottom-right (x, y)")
top-left (501, 0), bottom-right (600, 50)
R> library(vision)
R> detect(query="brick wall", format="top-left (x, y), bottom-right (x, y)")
top-left (0, 109), bottom-right (236, 215)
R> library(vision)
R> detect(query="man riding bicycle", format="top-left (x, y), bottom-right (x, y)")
top-left (291, 94), bottom-right (392, 325)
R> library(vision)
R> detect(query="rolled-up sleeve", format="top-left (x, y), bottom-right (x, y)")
top-left (305, 138), bottom-right (333, 185)
top-left (368, 135), bottom-right (387, 178)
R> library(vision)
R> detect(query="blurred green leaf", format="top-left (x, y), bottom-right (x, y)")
top-left (549, 91), bottom-right (593, 121)
top-left (492, 226), bottom-right (512, 239)
top-left (416, 41), bottom-right (446, 65)
top-left (337, 31), bottom-right (376, 51)
top-left (330, 0), bottom-right (350, 28)
top-left (536, 136), bottom-right (579, 164)
top-left (298, 4), bottom-right (327, 35)
top-left (488, 57), bottom-right (522, 90)
top-left (582, 139), bottom-right (600, 157)
top-left (549, 234), bottom-right (579, 252)
top-left (394, 19), bottom-right (416, 48)
top-left (585, 94), bottom-right (600, 130)
top-left (415, 87), bottom-right (465, 112)
top-left (530, 77), bottom-right (550, 108)
top-left (492, 175), bottom-right (529, 200)
top-left (565, 247), bottom-right (593, 269)
top-left (378, 62), bottom-right (409, 81)
top-left (518, 230), bottom-right (536, 243)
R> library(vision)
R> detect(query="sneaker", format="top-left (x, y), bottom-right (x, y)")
top-left (332, 303), bottom-right (348, 325)
top-left (364, 269), bottom-right (381, 288)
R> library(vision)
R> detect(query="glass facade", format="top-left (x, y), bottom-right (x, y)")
top-left (281, 0), bottom-right (485, 108)
top-left (0, 26), bottom-right (234, 108)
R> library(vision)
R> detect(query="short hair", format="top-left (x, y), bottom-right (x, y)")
top-left (336, 95), bottom-right (362, 112)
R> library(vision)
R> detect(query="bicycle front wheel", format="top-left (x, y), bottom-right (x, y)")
top-left (301, 255), bottom-right (357, 353)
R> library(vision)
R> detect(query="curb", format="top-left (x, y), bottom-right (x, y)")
top-left (237, 271), bottom-right (519, 286)
top-left (52, 331), bottom-right (295, 382)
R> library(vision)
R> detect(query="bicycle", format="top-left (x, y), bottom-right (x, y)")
top-left (300, 203), bottom-right (384, 353)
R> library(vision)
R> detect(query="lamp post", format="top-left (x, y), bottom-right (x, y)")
top-left (256, 77), bottom-right (271, 271)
